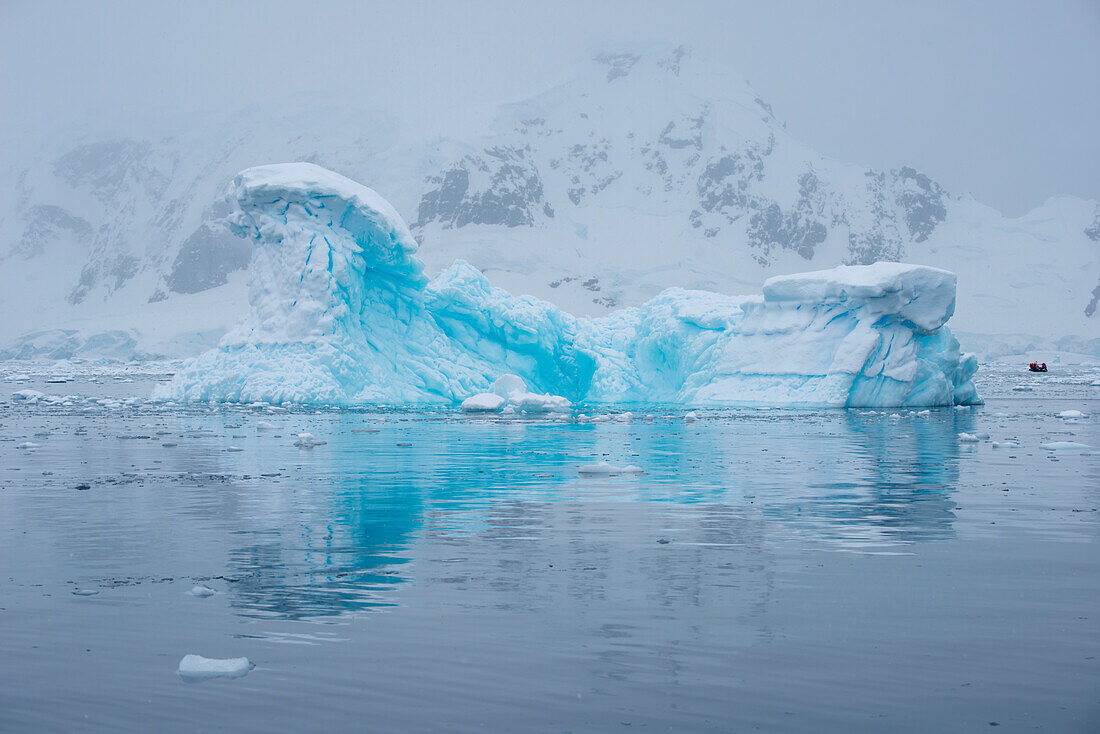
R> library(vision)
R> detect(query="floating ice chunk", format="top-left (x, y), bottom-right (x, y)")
top-left (189, 585), bottom-right (216, 598)
top-left (256, 421), bottom-right (276, 431)
top-left (1040, 441), bottom-right (1091, 451)
top-left (578, 462), bottom-right (644, 475)
top-left (1011, 385), bottom-right (1034, 392)
top-left (992, 441), bottom-right (1019, 449)
top-left (293, 433), bottom-right (326, 448)
top-left (159, 164), bottom-right (980, 409)
top-left (226, 446), bottom-right (244, 452)
top-left (1058, 410), bottom-right (1088, 419)
top-left (513, 392), bottom-right (571, 412)
top-left (461, 393), bottom-right (506, 411)
top-left (684, 412), bottom-right (698, 422)
top-left (11, 389), bottom-right (45, 403)
top-left (15, 441), bottom-right (40, 449)
top-left (958, 433), bottom-right (980, 443)
top-left (462, 374), bottom-right (570, 413)
top-left (177, 655), bottom-right (252, 680)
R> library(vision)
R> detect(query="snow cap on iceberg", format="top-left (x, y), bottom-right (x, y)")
top-left (762, 262), bottom-right (957, 333)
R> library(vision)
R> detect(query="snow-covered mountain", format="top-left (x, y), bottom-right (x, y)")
top-left (2, 45), bottom-right (1097, 360)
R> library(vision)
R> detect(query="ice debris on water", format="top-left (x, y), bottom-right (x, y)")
top-left (958, 433), bottom-right (980, 443)
top-left (11, 389), bottom-right (46, 403)
top-left (177, 655), bottom-right (252, 681)
top-left (1058, 410), bottom-right (1088, 419)
top-left (462, 374), bottom-right (570, 413)
top-left (15, 441), bottom-right (40, 450)
top-left (189, 585), bottom-right (216, 598)
top-left (157, 163), bottom-right (980, 409)
top-left (1040, 441), bottom-right (1091, 451)
top-left (293, 433), bottom-right (326, 448)
top-left (578, 461), bottom-right (644, 475)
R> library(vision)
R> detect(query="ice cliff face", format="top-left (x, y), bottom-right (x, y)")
top-left (159, 164), bottom-right (979, 408)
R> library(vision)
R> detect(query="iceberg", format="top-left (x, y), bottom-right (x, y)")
top-left (462, 374), bottom-right (572, 413)
top-left (158, 163), bottom-right (979, 408)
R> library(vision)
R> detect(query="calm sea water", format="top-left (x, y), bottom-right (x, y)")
top-left (1, 365), bottom-right (1097, 732)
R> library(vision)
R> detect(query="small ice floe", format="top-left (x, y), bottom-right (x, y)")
top-left (991, 441), bottom-right (1020, 449)
top-left (1040, 441), bottom-right (1091, 451)
top-left (256, 421), bottom-right (276, 431)
top-left (1011, 385), bottom-right (1034, 392)
top-left (578, 461), bottom-right (644, 476)
top-left (293, 433), bottom-right (326, 448)
top-left (4, 373), bottom-right (31, 381)
top-left (461, 393), bottom-right (506, 411)
top-left (917, 409), bottom-right (931, 417)
top-left (617, 412), bottom-right (633, 422)
top-left (189, 585), bottom-right (216, 598)
top-left (958, 433), bottom-right (981, 443)
top-left (684, 411), bottom-right (698, 422)
top-left (1058, 410), bottom-right (1088, 419)
top-left (15, 441), bottom-right (40, 450)
top-left (11, 389), bottom-right (45, 404)
top-left (177, 655), bottom-right (252, 681)
top-left (72, 588), bottom-right (99, 596)
top-left (461, 374), bottom-right (571, 414)
top-left (226, 446), bottom-right (244, 452)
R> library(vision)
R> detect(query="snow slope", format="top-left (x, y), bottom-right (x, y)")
top-left (158, 163), bottom-right (978, 408)
top-left (2, 46), bottom-right (1096, 360)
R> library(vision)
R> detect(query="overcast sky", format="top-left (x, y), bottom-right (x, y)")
top-left (2, 0), bottom-right (1097, 215)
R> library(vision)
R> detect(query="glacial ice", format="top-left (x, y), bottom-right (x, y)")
top-left (177, 654), bottom-right (252, 680)
top-left (158, 163), bottom-right (980, 408)
top-left (578, 462), bottom-right (644, 475)
top-left (461, 374), bottom-right (572, 413)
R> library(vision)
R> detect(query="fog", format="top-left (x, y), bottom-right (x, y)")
top-left (1, 0), bottom-right (1097, 215)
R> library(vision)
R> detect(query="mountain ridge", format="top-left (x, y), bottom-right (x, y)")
top-left (1, 45), bottom-right (1096, 361)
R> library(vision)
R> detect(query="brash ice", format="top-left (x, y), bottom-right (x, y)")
top-left (158, 163), bottom-right (979, 408)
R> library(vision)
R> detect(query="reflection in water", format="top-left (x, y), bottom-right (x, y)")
top-left (760, 410), bottom-right (974, 544)
top-left (217, 407), bottom-right (973, 620)
top-left (224, 474), bottom-right (422, 620)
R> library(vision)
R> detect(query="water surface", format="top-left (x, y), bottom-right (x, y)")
top-left (1, 364), bottom-right (1097, 732)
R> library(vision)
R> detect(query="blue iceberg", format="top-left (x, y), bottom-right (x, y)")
top-left (158, 163), bottom-right (979, 408)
